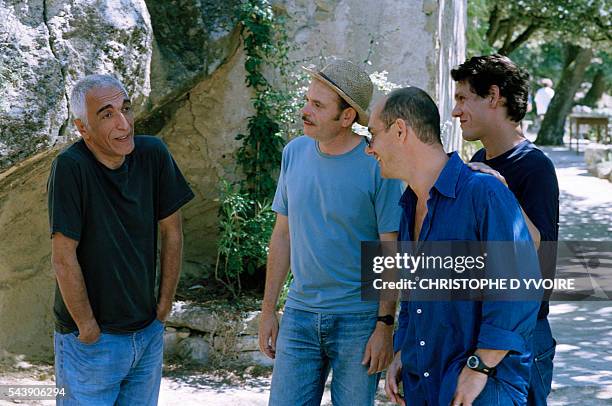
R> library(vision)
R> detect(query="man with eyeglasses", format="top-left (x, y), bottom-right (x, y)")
top-left (367, 86), bottom-right (541, 406)
top-left (258, 59), bottom-right (403, 405)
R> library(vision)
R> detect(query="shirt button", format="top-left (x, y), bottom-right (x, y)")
top-left (416, 308), bottom-right (422, 314)
top-left (420, 340), bottom-right (426, 346)
top-left (423, 372), bottom-right (430, 377)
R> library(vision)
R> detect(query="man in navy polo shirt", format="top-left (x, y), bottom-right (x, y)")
top-left (367, 86), bottom-right (541, 405)
top-left (451, 54), bottom-right (559, 405)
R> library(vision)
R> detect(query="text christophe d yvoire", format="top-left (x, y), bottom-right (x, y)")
top-left (370, 252), bottom-right (574, 291)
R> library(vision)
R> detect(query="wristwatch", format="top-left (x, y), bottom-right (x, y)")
top-left (376, 315), bottom-right (394, 325)
top-left (466, 354), bottom-right (496, 376)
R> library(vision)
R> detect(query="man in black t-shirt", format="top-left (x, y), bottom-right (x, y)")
top-left (47, 74), bottom-right (194, 405)
top-left (451, 55), bottom-right (559, 406)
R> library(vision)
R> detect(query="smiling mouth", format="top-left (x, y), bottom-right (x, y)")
top-left (116, 135), bottom-right (130, 141)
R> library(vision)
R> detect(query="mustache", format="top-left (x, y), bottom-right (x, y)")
top-left (302, 115), bottom-right (314, 125)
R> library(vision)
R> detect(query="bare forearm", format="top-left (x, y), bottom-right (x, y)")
top-left (475, 348), bottom-right (508, 367)
top-left (53, 259), bottom-right (96, 329)
top-left (262, 233), bottom-right (290, 314)
top-left (158, 229), bottom-right (183, 309)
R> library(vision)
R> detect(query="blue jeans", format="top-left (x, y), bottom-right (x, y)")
top-left (473, 376), bottom-right (515, 405)
top-left (527, 318), bottom-right (556, 405)
top-left (269, 307), bottom-right (379, 406)
top-left (54, 318), bottom-right (164, 405)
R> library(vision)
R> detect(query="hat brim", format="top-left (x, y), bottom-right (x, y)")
top-left (302, 66), bottom-right (369, 126)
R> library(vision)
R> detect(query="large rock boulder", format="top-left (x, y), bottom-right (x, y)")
top-left (584, 144), bottom-right (611, 173)
top-left (0, 148), bottom-right (58, 359)
top-left (0, 0), bottom-right (153, 171)
top-left (0, 2), bottom-right (66, 169)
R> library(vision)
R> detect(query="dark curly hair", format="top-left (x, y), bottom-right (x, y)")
top-left (451, 54), bottom-right (530, 122)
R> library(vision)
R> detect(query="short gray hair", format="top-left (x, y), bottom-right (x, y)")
top-left (70, 74), bottom-right (128, 126)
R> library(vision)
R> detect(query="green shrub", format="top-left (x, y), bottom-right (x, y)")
top-left (215, 181), bottom-right (275, 296)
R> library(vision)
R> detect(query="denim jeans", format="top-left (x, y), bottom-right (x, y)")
top-left (54, 318), bottom-right (164, 405)
top-left (527, 318), bottom-right (556, 405)
top-left (473, 376), bottom-right (515, 405)
top-left (269, 307), bottom-right (379, 406)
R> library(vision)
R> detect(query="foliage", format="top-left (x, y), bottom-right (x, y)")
top-left (215, 181), bottom-right (275, 297)
top-left (235, 0), bottom-right (304, 202)
top-left (215, 0), bottom-right (303, 295)
top-left (471, 0), bottom-right (610, 56)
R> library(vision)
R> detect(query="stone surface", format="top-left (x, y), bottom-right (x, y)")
top-left (177, 336), bottom-right (211, 366)
top-left (0, 2), bottom-right (66, 169)
top-left (275, 0), bottom-right (465, 151)
top-left (239, 351), bottom-right (274, 368)
top-left (0, 0), bottom-right (153, 170)
top-left (163, 330), bottom-right (180, 359)
top-left (158, 47), bottom-right (252, 264)
top-left (0, 148), bottom-right (59, 359)
top-left (166, 301), bottom-right (220, 333)
top-left (595, 161), bottom-right (612, 180)
top-left (584, 143), bottom-right (611, 172)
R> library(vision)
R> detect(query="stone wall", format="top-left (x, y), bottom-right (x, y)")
top-left (0, 0), bottom-right (466, 359)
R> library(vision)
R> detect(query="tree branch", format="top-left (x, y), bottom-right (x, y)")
top-left (499, 22), bottom-right (540, 55)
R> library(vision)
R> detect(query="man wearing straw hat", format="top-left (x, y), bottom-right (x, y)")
top-left (258, 59), bottom-right (404, 405)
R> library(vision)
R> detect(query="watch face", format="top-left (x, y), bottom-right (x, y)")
top-left (467, 355), bottom-right (479, 369)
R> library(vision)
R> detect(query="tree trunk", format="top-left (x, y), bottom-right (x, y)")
top-left (535, 44), bottom-right (593, 145)
top-left (580, 68), bottom-right (608, 108)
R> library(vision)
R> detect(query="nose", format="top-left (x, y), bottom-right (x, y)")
top-left (451, 104), bottom-right (461, 118)
top-left (116, 111), bottom-right (129, 130)
top-left (302, 103), bottom-right (313, 117)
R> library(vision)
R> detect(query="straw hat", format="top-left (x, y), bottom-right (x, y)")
top-left (302, 59), bottom-right (373, 126)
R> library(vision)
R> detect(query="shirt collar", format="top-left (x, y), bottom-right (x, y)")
top-left (432, 151), bottom-right (463, 199)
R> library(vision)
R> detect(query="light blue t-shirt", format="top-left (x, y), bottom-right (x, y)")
top-left (272, 135), bottom-right (404, 313)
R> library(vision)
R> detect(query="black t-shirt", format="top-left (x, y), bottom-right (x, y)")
top-left (471, 140), bottom-right (559, 319)
top-left (47, 136), bottom-right (194, 333)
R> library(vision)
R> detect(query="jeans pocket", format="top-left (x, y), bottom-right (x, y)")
top-left (534, 339), bottom-right (556, 395)
top-left (71, 331), bottom-right (103, 346)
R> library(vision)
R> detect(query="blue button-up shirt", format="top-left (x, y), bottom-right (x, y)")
top-left (394, 152), bottom-right (541, 405)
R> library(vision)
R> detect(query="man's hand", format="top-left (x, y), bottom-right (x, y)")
top-left (385, 351), bottom-right (405, 405)
top-left (362, 323), bottom-right (394, 374)
top-left (156, 302), bottom-right (172, 322)
top-left (258, 311), bottom-right (279, 359)
top-left (77, 318), bottom-right (101, 344)
top-left (451, 366), bottom-right (488, 406)
top-left (467, 162), bottom-right (507, 187)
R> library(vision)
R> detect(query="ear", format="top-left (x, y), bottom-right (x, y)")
top-left (341, 107), bottom-right (357, 128)
top-left (488, 85), bottom-right (502, 107)
top-left (74, 119), bottom-right (89, 139)
top-left (396, 118), bottom-right (409, 142)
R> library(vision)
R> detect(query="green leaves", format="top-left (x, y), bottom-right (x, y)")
top-left (214, 0), bottom-right (302, 295)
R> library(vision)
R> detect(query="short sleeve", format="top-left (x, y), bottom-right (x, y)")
top-left (519, 164), bottom-right (559, 242)
top-left (157, 141), bottom-right (195, 220)
top-left (47, 156), bottom-right (82, 241)
top-left (272, 148), bottom-right (288, 216)
top-left (374, 176), bottom-right (403, 234)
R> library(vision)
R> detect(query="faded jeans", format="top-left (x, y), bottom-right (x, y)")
top-left (269, 307), bottom-right (379, 406)
top-left (54, 318), bottom-right (164, 405)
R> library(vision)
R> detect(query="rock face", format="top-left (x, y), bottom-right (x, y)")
top-left (0, 2), bottom-right (66, 168)
top-left (0, 148), bottom-right (58, 359)
top-left (0, 0), bottom-right (152, 170)
top-left (0, 0), bottom-right (467, 359)
top-left (276, 0), bottom-right (466, 151)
